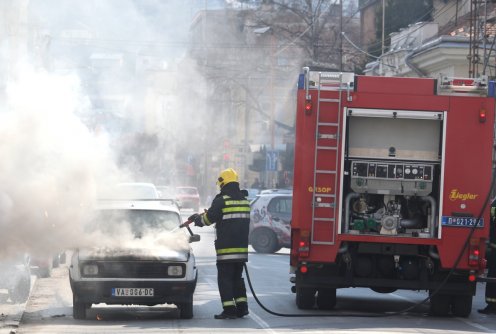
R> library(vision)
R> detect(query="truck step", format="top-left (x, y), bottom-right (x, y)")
top-left (317, 146), bottom-right (337, 150)
top-left (317, 122), bottom-right (339, 127)
top-left (315, 170), bottom-right (336, 174)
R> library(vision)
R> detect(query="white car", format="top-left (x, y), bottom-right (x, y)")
top-left (249, 192), bottom-right (292, 253)
top-left (69, 199), bottom-right (199, 319)
top-left (100, 182), bottom-right (160, 200)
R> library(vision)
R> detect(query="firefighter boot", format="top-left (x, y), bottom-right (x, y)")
top-left (478, 304), bottom-right (496, 314)
top-left (236, 301), bottom-right (249, 318)
top-left (214, 306), bottom-right (237, 319)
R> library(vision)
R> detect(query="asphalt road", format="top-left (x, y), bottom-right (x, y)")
top-left (2, 212), bottom-right (496, 334)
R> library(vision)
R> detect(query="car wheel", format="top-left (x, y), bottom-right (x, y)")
top-left (9, 277), bottom-right (31, 303)
top-left (316, 288), bottom-right (336, 310)
top-left (177, 296), bottom-right (194, 319)
top-left (251, 228), bottom-right (280, 253)
top-left (452, 294), bottom-right (472, 317)
top-left (73, 295), bottom-right (88, 320)
top-left (296, 287), bottom-right (315, 309)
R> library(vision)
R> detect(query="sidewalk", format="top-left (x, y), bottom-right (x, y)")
top-left (0, 303), bottom-right (24, 334)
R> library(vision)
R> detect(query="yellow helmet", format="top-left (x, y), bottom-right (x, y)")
top-left (216, 168), bottom-right (239, 188)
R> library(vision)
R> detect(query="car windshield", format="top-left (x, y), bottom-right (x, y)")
top-left (91, 209), bottom-right (181, 235)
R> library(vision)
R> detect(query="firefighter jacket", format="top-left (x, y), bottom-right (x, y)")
top-left (200, 182), bottom-right (250, 262)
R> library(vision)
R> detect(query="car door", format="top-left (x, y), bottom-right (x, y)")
top-left (267, 196), bottom-right (292, 225)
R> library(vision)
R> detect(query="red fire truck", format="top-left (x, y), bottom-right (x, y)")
top-left (290, 68), bottom-right (494, 317)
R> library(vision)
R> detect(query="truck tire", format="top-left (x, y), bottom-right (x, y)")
top-left (251, 228), bottom-right (280, 253)
top-left (316, 288), bottom-right (336, 310)
top-left (429, 292), bottom-right (450, 316)
top-left (73, 295), bottom-right (88, 320)
top-left (296, 287), bottom-right (315, 309)
top-left (452, 295), bottom-right (472, 317)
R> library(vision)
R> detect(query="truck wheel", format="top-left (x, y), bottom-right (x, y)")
top-left (429, 292), bottom-right (450, 316)
top-left (251, 228), bottom-right (280, 253)
top-left (9, 277), bottom-right (31, 303)
top-left (73, 295), bottom-right (88, 320)
top-left (452, 295), bottom-right (472, 317)
top-left (316, 288), bottom-right (336, 310)
top-left (296, 287), bottom-right (315, 309)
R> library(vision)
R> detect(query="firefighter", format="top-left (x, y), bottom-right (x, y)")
top-left (188, 168), bottom-right (251, 319)
top-left (479, 201), bottom-right (496, 314)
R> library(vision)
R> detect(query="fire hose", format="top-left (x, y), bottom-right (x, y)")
top-left (177, 171), bottom-right (496, 317)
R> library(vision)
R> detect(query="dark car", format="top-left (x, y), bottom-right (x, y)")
top-left (249, 192), bottom-right (292, 253)
top-left (69, 200), bottom-right (200, 319)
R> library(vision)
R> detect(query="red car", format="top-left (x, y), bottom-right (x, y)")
top-left (175, 187), bottom-right (200, 211)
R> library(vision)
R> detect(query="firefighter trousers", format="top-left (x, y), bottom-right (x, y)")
top-left (216, 262), bottom-right (247, 310)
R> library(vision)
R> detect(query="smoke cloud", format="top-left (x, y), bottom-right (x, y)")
top-left (0, 0), bottom-right (201, 261)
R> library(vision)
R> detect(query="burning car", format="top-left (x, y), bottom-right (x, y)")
top-left (69, 199), bottom-right (200, 319)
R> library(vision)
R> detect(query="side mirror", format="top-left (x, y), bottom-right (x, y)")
top-left (189, 234), bottom-right (201, 243)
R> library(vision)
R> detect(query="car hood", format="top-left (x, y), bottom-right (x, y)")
top-left (78, 247), bottom-right (189, 262)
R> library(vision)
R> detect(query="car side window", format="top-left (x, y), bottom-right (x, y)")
top-left (268, 197), bottom-right (292, 215)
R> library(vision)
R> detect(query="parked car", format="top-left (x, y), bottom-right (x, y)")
top-left (249, 192), bottom-right (293, 253)
top-left (245, 188), bottom-right (261, 202)
top-left (0, 255), bottom-right (31, 303)
top-left (174, 186), bottom-right (200, 211)
top-left (156, 186), bottom-right (175, 199)
top-left (69, 199), bottom-right (200, 319)
top-left (100, 182), bottom-right (160, 200)
top-left (30, 252), bottom-right (65, 278)
top-left (259, 188), bottom-right (292, 195)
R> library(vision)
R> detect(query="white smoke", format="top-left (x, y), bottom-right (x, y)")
top-left (0, 1), bottom-right (205, 261)
top-left (0, 64), bottom-right (126, 259)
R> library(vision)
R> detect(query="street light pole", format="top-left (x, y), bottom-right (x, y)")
top-left (382, 0), bottom-right (385, 55)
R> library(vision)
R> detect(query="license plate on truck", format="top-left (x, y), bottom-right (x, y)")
top-left (111, 288), bottom-right (154, 297)
top-left (441, 216), bottom-right (484, 228)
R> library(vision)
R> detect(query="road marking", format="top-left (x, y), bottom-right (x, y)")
top-left (458, 318), bottom-right (496, 333)
top-left (248, 310), bottom-right (277, 334)
top-left (204, 277), bottom-right (275, 333)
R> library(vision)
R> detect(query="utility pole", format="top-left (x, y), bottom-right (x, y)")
top-left (382, 0), bottom-right (386, 55)
top-left (468, 0), bottom-right (481, 78)
top-left (339, 0), bottom-right (343, 71)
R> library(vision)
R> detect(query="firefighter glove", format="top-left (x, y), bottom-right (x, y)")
top-left (188, 213), bottom-right (204, 227)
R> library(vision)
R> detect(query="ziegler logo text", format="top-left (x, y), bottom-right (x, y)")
top-left (449, 189), bottom-right (479, 201)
